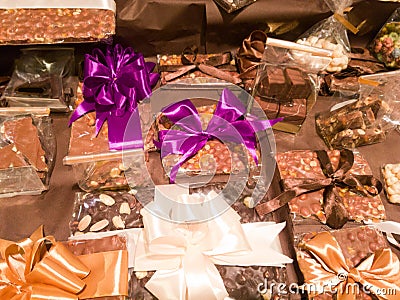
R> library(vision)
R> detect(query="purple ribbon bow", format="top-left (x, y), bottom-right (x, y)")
top-left (155, 88), bottom-right (282, 182)
top-left (69, 44), bottom-right (159, 150)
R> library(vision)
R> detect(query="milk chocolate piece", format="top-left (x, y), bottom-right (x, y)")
top-left (276, 150), bottom-right (386, 225)
top-left (2, 117), bottom-right (47, 172)
top-left (284, 68), bottom-right (312, 99)
top-left (297, 227), bottom-right (388, 300)
top-left (277, 99), bottom-right (307, 125)
top-left (0, 8), bottom-right (115, 44)
top-left (253, 96), bottom-right (279, 119)
top-left (70, 191), bottom-right (143, 236)
top-left (258, 67), bottom-right (288, 100)
top-left (0, 143), bottom-right (28, 169)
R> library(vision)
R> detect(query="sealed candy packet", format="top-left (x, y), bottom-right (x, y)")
top-left (0, 107), bottom-right (56, 197)
top-left (293, 0), bottom-right (356, 73)
top-left (316, 70), bottom-right (400, 149)
top-left (64, 44), bottom-right (159, 192)
top-left (371, 7), bottom-right (400, 69)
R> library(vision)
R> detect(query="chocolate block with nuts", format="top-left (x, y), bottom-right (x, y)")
top-left (0, 143), bottom-right (28, 169)
top-left (296, 226), bottom-right (388, 300)
top-left (275, 150), bottom-right (386, 225)
top-left (70, 191), bottom-right (144, 236)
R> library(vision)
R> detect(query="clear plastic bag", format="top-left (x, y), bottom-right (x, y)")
top-left (316, 70), bottom-right (400, 149)
top-left (0, 108), bottom-right (56, 197)
top-left (370, 7), bottom-right (400, 69)
top-left (293, 0), bottom-right (354, 73)
top-left (4, 48), bottom-right (77, 112)
top-left (251, 45), bottom-right (320, 133)
top-left (381, 163), bottom-right (400, 204)
top-left (275, 149), bottom-right (385, 227)
top-left (69, 191), bottom-right (144, 236)
top-left (0, 0), bottom-right (115, 45)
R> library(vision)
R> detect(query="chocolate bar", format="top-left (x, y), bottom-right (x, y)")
top-left (0, 143), bottom-right (28, 169)
top-left (253, 96), bottom-right (279, 119)
top-left (257, 67), bottom-right (288, 100)
top-left (275, 150), bottom-right (385, 225)
top-left (0, 6), bottom-right (115, 44)
top-left (277, 99), bottom-right (307, 125)
top-left (296, 227), bottom-right (388, 300)
top-left (285, 68), bottom-right (311, 99)
top-left (316, 96), bottom-right (387, 149)
top-left (382, 163), bottom-right (400, 204)
top-left (70, 191), bottom-right (143, 236)
top-left (1, 117), bottom-right (47, 172)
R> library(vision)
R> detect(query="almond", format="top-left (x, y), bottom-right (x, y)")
top-left (112, 216), bottom-right (125, 229)
top-left (99, 194), bottom-right (115, 206)
top-left (89, 219), bottom-right (109, 232)
top-left (77, 215), bottom-right (92, 231)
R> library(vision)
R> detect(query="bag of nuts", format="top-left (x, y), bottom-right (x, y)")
top-left (292, 0), bottom-right (356, 73)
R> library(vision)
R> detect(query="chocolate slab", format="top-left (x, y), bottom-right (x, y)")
top-left (275, 150), bottom-right (386, 225)
top-left (284, 68), bottom-right (312, 99)
top-left (0, 143), bottom-right (28, 169)
top-left (0, 8), bottom-right (115, 44)
top-left (70, 191), bottom-right (143, 236)
top-left (277, 99), bottom-right (307, 125)
top-left (2, 117), bottom-right (47, 172)
top-left (296, 226), bottom-right (388, 300)
top-left (253, 96), bottom-right (279, 119)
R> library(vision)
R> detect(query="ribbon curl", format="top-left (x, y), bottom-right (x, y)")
top-left (0, 226), bottom-right (90, 300)
top-left (69, 44), bottom-right (159, 151)
top-left (256, 149), bottom-right (383, 229)
top-left (134, 205), bottom-right (292, 300)
top-left (297, 231), bottom-right (400, 300)
top-left (154, 88), bottom-right (282, 182)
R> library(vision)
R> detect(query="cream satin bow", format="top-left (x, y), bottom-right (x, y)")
top-left (133, 206), bottom-right (292, 300)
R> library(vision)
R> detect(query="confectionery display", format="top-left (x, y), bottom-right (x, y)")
top-left (3, 1), bottom-right (400, 299)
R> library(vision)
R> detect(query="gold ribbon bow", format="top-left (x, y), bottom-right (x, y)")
top-left (133, 206), bottom-right (292, 300)
top-left (0, 226), bottom-right (128, 300)
top-left (0, 226), bottom-right (89, 300)
top-left (297, 231), bottom-right (400, 300)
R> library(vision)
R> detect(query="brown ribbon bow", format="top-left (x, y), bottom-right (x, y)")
top-left (256, 149), bottom-right (382, 229)
top-left (236, 30), bottom-right (267, 81)
top-left (297, 231), bottom-right (400, 300)
top-left (160, 46), bottom-right (241, 84)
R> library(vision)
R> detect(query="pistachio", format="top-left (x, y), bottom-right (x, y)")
top-left (78, 215), bottom-right (92, 231)
top-left (99, 194), bottom-right (115, 206)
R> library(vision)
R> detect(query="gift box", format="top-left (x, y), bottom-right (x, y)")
top-left (149, 88), bottom-right (280, 184)
top-left (0, 226), bottom-right (129, 299)
top-left (70, 190), bottom-right (144, 236)
top-left (295, 226), bottom-right (400, 299)
top-left (64, 44), bottom-right (159, 192)
top-left (0, 0), bottom-right (116, 45)
top-left (157, 49), bottom-right (241, 86)
top-left (128, 185), bottom-right (293, 300)
top-left (0, 108), bottom-right (56, 197)
top-left (316, 70), bottom-right (400, 149)
top-left (256, 149), bottom-right (386, 229)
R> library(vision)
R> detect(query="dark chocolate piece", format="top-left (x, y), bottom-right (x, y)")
top-left (2, 117), bottom-right (47, 172)
top-left (70, 191), bottom-right (144, 236)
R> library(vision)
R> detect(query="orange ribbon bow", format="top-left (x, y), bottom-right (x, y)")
top-left (0, 226), bottom-right (128, 300)
top-left (297, 231), bottom-right (400, 300)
